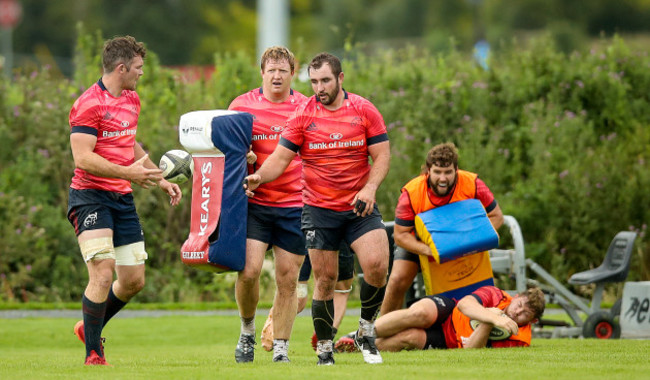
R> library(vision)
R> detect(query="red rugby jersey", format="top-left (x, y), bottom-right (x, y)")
top-left (229, 88), bottom-right (307, 208)
top-left (69, 80), bottom-right (140, 194)
top-left (442, 286), bottom-right (527, 348)
top-left (280, 91), bottom-right (388, 211)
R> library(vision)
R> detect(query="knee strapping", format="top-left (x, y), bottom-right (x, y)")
top-left (79, 237), bottom-right (115, 262)
top-left (297, 283), bottom-right (309, 299)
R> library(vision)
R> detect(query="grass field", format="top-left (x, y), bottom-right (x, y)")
top-left (1, 313), bottom-right (648, 380)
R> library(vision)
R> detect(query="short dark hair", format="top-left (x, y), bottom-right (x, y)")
top-left (102, 35), bottom-right (146, 73)
top-left (426, 142), bottom-right (458, 170)
top-left (308, 52), bottom-right (342, 77)
top-left (260, 46), bottom-right (295, 73)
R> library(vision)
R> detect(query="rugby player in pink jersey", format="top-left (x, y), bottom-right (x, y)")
top-left (228, 46), bottom-right (308, 363)
top-left (67, 36), bottom-right (181, 366)
top-left (244, 52), bottom-right (391, 365)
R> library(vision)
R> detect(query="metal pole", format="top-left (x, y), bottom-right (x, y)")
top-left (257, 0), bottom-right (289, 62)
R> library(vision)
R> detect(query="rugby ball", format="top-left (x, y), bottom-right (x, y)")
top-left (159, 150), bottom-right (194, 184)
top-left (469, 319), bottom-right (512, 340)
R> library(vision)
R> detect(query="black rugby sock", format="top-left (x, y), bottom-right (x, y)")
top-left (312, 299), bottom-right (335, 341)
top-left (360, 280), bottom-right (386, 322)
top-left (82, 295), bottom-right (106, 357)
top-left (102, 285), bottom-right (127, 327)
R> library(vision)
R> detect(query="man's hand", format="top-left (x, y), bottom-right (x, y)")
top-left (350, 183), bottom-right (378, 217)
top-left (246, 150), bottom-right (257, 164)
top-left (159, 179), bottom-right (182, 206)
top-left (127, 154), bottom-right (164, 189)
top-left (243, 174), bottom-right (262, 197)
top-left (491, 313), bottom-right (519, 336)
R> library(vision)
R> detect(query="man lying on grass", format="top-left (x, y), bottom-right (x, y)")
top-left (337, 286), bottom-right (545, 351)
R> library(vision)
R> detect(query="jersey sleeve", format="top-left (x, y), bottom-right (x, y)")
top-left (361, 100), bottom-right (389, 145)
top-left (394, 190), bottom-right (416, 227)
top-left (475, 178), bottom-right (497, 212)
top-left (280, 104), bottom-right (310, 150)
top-left (69, 97), bottom-right (101, 134)
top-left (469, 286), bottom-right (504, 308)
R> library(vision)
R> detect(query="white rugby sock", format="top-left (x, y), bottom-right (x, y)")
top-left (359, 318), bottom-right (376, 337)
top-left (240, 316), bottom-right (255, 336)
top-left (273, 339), bottom-right (289, 357)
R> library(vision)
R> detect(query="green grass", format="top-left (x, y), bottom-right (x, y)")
top-left (1, 314), bottom-right (648, 380)
top-left (0, 301), bottom-right (364, 311)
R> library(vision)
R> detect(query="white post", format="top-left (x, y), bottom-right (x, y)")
top-left (257, 0), bottom-right (289, 62)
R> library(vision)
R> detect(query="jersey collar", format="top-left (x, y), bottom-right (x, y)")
top-left (98, 78), bottom-right (107, 91)
top-left (258, 87), bottom-right (294, 95)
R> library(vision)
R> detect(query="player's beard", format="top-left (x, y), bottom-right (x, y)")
top-left (127, 77), bottom-right (139, 91)
top-left (429, 173), bottom-right (456, 197)
top-left (318, 79), bottom-right (340, 106)
top-left (123, 70), bottom-right (139, 91)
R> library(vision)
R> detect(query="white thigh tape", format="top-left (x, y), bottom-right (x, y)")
top-left (79, 237), bottom-right (114, 262)
top-left (115, 241), bottom-right (148, 266)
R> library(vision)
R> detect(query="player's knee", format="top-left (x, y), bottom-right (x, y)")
top-left (276, 278), bottom-right (297, 296)
top-left (408, 308), bottom-right (432, 327)
top-left (238, 265), bottom-right (263, 290)
top-left (314, 278), bottom-right (336, 294)
top-left (364, 268), bottom-right (388, 287)
top-left (91, 275), bottom-right (113, 291)
top-left (314, 270), bottom-right (337, 284)
top-left (237, 271), bottom-right (260, 287)
top-left (239, 261), bottom-right (263, 282)
top-left (121, 277), bottom-right (145, 296)
top-left (275, 265), bottom-right (300, 288)
top-left (388, 271), bottom-right (415, 291)
top-left (408, 302), bottom-right (437, 327)
top-left (362, 259), bottom-right (388, 281)
top-left (88, 264), bottom-right (114, 291)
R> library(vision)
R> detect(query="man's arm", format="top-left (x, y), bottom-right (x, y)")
top-left (351, 140), bottom-right (390, 216)
top-left (243, 144), bottom-right (296, 196)
top-left (487, 203), bottom-right (504, 230)
top-left (70, 133), bottom-right (162, 187)
top-left (393, 224), bottom-right (432, 257)
top-left (463, 320), bottom-right (494, 348)
top-left (457, 294), bottom-right (519, 339)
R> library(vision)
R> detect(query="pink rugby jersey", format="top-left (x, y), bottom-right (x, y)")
top-left (280, 91), bottom-right (389, 211)
top-left (229, 88), bottom-right (307, 208)
top-left (69, 79), bottom-right (140, 194)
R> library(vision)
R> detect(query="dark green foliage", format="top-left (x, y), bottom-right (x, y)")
top-left (1, 31), bottom-right (648, 303)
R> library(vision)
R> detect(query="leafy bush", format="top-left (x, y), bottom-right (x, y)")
top-left (1, 30), bottom-right (648, 303)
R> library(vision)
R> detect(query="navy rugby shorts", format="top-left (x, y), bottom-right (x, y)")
top-left (301, 204), bottom-right (384, 251)
top-left (247, 203), bottom-right (307, 256)
top-left (67, 188), bottom-right (144, 247)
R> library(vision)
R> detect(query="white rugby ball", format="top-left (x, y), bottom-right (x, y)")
top-left (159, 149), bottom-right (194, 184)
top-left (469, 319), bottom-right (512, 340)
